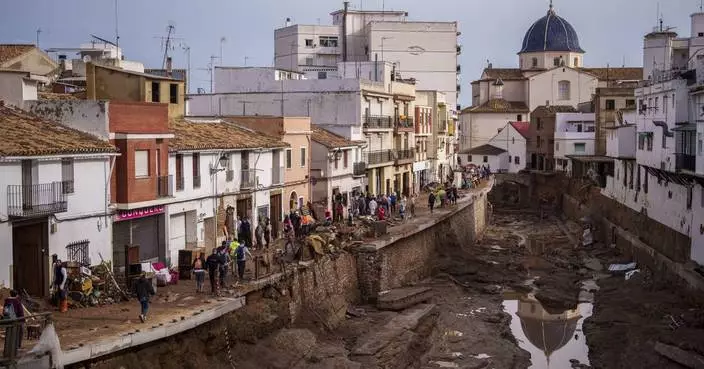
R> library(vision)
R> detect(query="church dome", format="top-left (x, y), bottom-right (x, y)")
top-left (519, 5), bottom-right (585, 54)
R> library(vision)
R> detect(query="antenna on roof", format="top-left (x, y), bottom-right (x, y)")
top-left (35, 28), bottom-right (42, 48)
top-left (114, 0), bottom-right (120, 50)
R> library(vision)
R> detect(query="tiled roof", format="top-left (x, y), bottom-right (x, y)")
top-left (510, 121), bottom-right (530, 138)
top-left (580, 67), bottom-right (643, 81)
top-left (465, 144), bottom-right (507, 155)
top-left (480, 68), bottom-right (526, 81)
top-left (38, 92), bottom-right (79, 101)
top-left (311, 125), bottom-right (362, 149)
top-left (466, 99), bottom-right (530, 113)
top-left (0, 44), bottom-right (35, 64)
top-left (0, 103), bottom-right (117, 156)
top-left (169, 118), bottom-right (289, 152)
top-left (532, 105), bottom-right (578, 115)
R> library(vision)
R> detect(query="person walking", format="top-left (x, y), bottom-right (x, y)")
top-left (193, 252), bottom-right (206, 293)
top-left (135, 273), bottom-right (155, 323)
top-left (255, 220), bottom-right (264, 248)
top-left (205, 249), bottom-right (221, 295)
top-left (52, 258), bottom-right (68, 313)
top-left (241, 217), bottom-right (253, 248)
top-left (428, 192), bottom-right (436, 214)
top-left (409, 194), bottom-right (416, 218)
top-left (264, 218), bottom-right (272, 247)
top-left (399, 196), bottom-right (407, 220)
top-left (389, 192), bottom-right (397, 214)
top-left (369, 197), bottom-right (378, 219)
top-left (236, 242), bottom-right (254, 281)
top-left (218, 243), bottom-right (230, 289)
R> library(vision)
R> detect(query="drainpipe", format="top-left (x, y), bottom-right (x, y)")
top-left (342, 1), bottom-right (349, 62)
top-left (105, 155), bottom-right (117, 227)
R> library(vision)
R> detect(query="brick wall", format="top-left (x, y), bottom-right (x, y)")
top-left (113, 138), bottom-right (170, 204)
top-left (109, 101), bottom-right (170, 134)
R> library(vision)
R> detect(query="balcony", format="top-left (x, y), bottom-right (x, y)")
top-left (176, 176), bottom-right (184, 191)
top-left (272, 166), bottom-right (284, 185)
top-left (364, 150), bottom-right (394, 166)
top-left (7, 182), bottom-right (67, 218)
top-left (394, 148), bottom-right (415, 165)
top-left (193, 175), bottom-right (201, 189)
top-left (353, 162), bottom-right (367, 176)
top-left (675, 153), bottom-right (696, 172)
top-left (157, 175), bottom-right (173, 198)
top-left (438, 120), bottom-right (448, 133)
top-left (241, 169), bottom-right (256, 190)
top-left (395, 116), bottom-right (414, 133)
top-left (363, 115), bottom-right (393, 130)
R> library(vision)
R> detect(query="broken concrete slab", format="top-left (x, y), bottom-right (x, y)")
top-left (583, 258), bottom-right (603, 272)
top-left (654, 342), bottom-right (704, 369)
top-left (377, 287), bottom-right (434, 311)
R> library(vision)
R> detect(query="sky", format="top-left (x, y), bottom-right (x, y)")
top-left (0, 0), bottom-right (701, 106)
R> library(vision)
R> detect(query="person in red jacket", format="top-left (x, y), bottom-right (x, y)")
top-left (377, 205), bottom-right (386, 221)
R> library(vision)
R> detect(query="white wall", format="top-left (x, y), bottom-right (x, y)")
top-left (606, 125), bottom-right (637, 159)
top-left (554, 132), bottom-right (595, 158)
top-left (487, 123), bottom-right (527, 173)
top-left (465, 152), bottom-right (506, 171)
top-left (274, 24), bottom-right (341, 71)
top-left (0, 72), bottom-right (36, 108)
top-left (527, 68), bottom-right (598, 112)
top-left (464, 112), bottom-right (524, 149)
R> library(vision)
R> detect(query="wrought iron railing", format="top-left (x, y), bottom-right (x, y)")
top-left (395, 116), bottom-right (414, 129)
top-left (364, 150), bottom-right (394, 165)
top-left (66, 239), bottom-right (90, 266)
top-left (353, 162), bottom-right (367, 176)
top-left (363, 115), bottom-right (393, 129)
top-left (241, 169), bottom-right (256, 189)
top-left (7, 182), bottom-right (67, 218)
top-left (157, 175), bottom-right (173, 197)
top-left (395, 148), bottom-right (415, 162)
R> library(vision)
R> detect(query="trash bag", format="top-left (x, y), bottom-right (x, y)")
top-left (28, 322), bottom-right (63, 369)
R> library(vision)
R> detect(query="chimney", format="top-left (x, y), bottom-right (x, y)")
top-left (166, 57), bottom-right (173, 77)
top-left (342, 1), bottom-right (349, 62)
top-left (285, 17), bottom-right (292, 27)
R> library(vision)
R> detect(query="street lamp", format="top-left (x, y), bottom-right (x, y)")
top-left (210, 154), bottom-right (229, 174)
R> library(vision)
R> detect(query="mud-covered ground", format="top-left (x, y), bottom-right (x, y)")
top-left (228, 209), bottom-right (704, 369)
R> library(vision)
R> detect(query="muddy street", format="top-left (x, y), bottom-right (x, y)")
top-left (227, 209), bottom-right (704, 369)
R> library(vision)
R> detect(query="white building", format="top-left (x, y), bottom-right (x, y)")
top-left (0, 70), bottom-right (42, 109)
top-left (554, 112), bottom-right (596, 174)
top-left (274, 5), bottom-right (461, 113)
top-left (167, 118), bottom-right (289, 257)
top-left (187, 62), bottom-right (417, 196)
top-left (415, 90), bottom-right (458, 184)
top-left (310, 125), bottom-right (366, 218)
top-left (460, 3), bottom-right (642, 154)
top-left (0, 104), bottom-right (117, 297)
top-left (461, 121), bottom-right (528, 173)
top-left (602, 12), bottom-right (704, 266)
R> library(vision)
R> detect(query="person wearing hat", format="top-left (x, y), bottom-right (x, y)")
top-left (134, 272), bottom-right (155, 323)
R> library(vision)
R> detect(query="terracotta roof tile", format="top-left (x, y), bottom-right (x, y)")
top-left (0, 44), bottom-right (35, 64)
top-left (480, 68), bottom-right (526, 81)
top-left (311, 125), bottom-right (362, 149)
top-left (510, 121), bottom-right (530, 138)
top-left (532, 105), bottom-right (578, 115)
top-left (579, 67), bottom-right (643, 81)
top-left (459, 144), bottom-right (506, 155)
top-left (0, 103), bottom-right (117, 156)
top-left (466, 99), bottom-right (529, 113)
top-left (169, 118), bottom-right (289, 152)
top-left (38, 92), bottom-right (79, 101)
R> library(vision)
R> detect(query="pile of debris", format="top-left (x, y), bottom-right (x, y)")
top-left (65, 260), bottom-right (129, 308)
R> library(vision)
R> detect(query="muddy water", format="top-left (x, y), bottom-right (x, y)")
top-left (503, 295), bottom-right (592, 369)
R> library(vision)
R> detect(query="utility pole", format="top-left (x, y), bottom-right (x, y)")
top-left (209, 55), bottom-right (218, 93)
top-left (244, 56), bottom-right (250, 66)
top-left (219, 37), bottom-right (226, 65)
top-left (114, 0), bottom-right (119, 49)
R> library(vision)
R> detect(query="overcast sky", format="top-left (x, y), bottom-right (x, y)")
top-left (0, 0), bottom-right (700, 106)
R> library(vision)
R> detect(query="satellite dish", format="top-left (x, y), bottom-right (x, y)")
top-left (83, 55), bottom-right (92, 63)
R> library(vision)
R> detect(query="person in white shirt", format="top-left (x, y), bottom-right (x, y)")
top-left (369, 198), bottom-right (378, 218)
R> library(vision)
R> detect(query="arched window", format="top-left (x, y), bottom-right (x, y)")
top-left (558, 80), bottom-right (571, 100)
top-left (532, 57), bottom-right (538, 68)
top-left (574, 57), bottom-right (579, 67)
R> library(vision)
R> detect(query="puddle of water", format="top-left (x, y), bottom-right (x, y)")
top-left (503, 294), bottom-right (593, 369)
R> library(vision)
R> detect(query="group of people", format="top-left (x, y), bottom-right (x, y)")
top-left (235, 216), bottom-right (274, 249)
top-left (348, 192), bottom-right (415, 221)
top-left (462, 165), bottom-right (492, 189)
top-left (427, 184), bottom-right (459, 213)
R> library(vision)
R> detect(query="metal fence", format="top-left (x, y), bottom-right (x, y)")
top-left (364, 150), bottom-right (394, 165)
top-left (7, 182), bottom-right (67, 218)
top-left (363, 115), bottom-right (393, 129)
top-left (66, 239), bottom-right (90, 266)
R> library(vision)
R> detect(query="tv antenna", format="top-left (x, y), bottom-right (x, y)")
top-left (162, 23), bottom-right (175, 69)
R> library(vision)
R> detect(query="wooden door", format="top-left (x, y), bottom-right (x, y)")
top-left (12, 221), bottom-right (48, 297)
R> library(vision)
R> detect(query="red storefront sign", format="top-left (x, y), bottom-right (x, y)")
top-left (115, 205), bottom-right (165, 222)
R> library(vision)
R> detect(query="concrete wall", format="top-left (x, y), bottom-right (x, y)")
top-left (27, 100), bottom-right (110, 139)
top-left (0, 72), bottom-right (36, 108)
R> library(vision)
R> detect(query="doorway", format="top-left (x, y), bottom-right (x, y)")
top-left (237, 197), bottom-right (252, 220)
top-left (13, 220), bottom-right (49, 297)
top-left (270, 194), bottom-right (282, 238)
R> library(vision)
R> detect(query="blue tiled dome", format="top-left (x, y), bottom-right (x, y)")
top-left (519, 6), bottom-right (584, 54)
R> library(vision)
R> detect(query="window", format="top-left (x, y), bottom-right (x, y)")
top-left (305, 39), bottom-right (314, 47)
top-left (574, 143), bottom-right (586, 153)
top-left (672, 93), bottom-right (675, 108)
top-left (626, 99), bottom-right (636, 109)
top-left (687, 186), bottom-right (693, 210)
top-left (573, 57), bottom-right (579, 67)
top-left (629, 163), bottom-right (634, 189)
top-left (605, 99), bottom-right (615, 110)
top-left (537, 135), bottom-right (542, 148)
top-left (176, 154), bottom-right (184, 190)
top-left (512, 137), bottom-right (515, 144)
top-left (151, 82), bottom-right (160, 102)
top-left (192, 153), bottom-right (201, 189)
top-left (556, 142), bottom-right (560, 151)
top-left (509, 156), bottom-right (512, 163)
top-left (319, 36), bottom-right (338, 47)
top-left (343, 150), bottom-right (349, 168)
top-left (532, 57), bottom-right (538, 68)
top-left (514, 156), bottom-right (520, 164)
top-left (135, 150), bottom-right (149, 177)
top-left (469, 155), bottom-right (473, 162)
top-left (558, 80), bottom-right (570, 100)
top-left (537, 118), bottom-right (542, 130)
top-left (554, 57), bottom-right (561, 67)
top-left (318, 71), bottom-right (327, 79)
top-left (638, 134), bottom-right (645, 150)
top-left (169, 83), bottom-right (178, 104)
top-left (636, 165), bottom-right (641, 191)
top-left (655, 97), bottom-right (659, 111)
top-left (305, 57), bottom-right (314, 66)
top-left (285, 149), bottom-right (292, 169)
top-left (300, 147), bottom-right (307, 167)
top-left (483, 156), bottom-right (488, 163)
top-left (61, 158), bottom-right (74, 194)
top-left (644, 169), bottom-right (649, 193)
top-left (517, 114), bottom-right (522, 121)
top-left (334, 154), bottom-right (339, 169)
top-left (647, 134), bottom-right (653, 151)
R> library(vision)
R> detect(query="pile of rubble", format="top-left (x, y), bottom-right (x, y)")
top-left (65, 260), bottom-right (129, 308)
